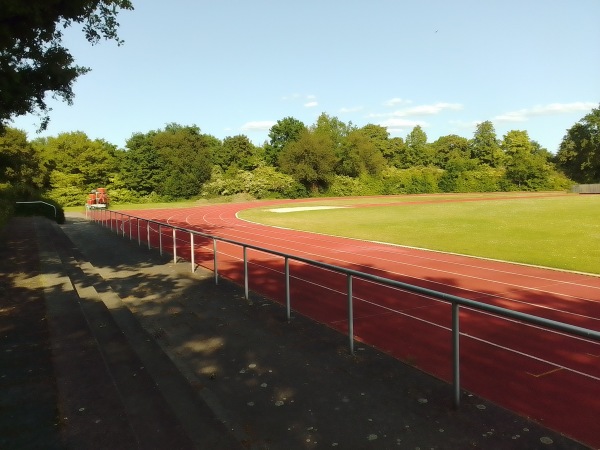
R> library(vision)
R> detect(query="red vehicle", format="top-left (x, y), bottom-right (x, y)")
top-left (86, 188), bottom-right (109, 209)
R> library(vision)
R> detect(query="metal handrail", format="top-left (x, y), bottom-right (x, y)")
top-left (16, 201), bottom-right (57, 218)
top-left (89, 208), bottom-right (600, 408)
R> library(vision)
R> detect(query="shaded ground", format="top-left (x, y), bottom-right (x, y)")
top-left (0, 214), bottom-right (590, 449)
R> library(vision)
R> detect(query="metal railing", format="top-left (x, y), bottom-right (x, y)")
top-left (16, 201), bottom-right (57, 218)
top-left (87, 208), bottom-right (600, 409)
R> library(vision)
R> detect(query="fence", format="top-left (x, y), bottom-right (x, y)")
top-left (572, 184), bottom-right (600, 194)
top-left (87, 208), bottom-right (600, 409)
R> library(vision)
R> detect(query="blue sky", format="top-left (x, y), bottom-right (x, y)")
top-left (10, 0), bottom-right (600, 153)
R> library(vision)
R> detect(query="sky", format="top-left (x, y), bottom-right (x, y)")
top-left (10, 0), bottom-right (600, 153)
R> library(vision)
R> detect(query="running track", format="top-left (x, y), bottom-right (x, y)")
top-left (114, 196), bottom-right (600, 448)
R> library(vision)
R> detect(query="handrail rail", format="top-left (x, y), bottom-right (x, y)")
top-left (89, 208), bottom-right (600, 409)
top-left (15, 201), bottom-right (57, 218)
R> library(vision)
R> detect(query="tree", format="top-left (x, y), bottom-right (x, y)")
top-left (387, 137), bottom-right (407, 168)
top-left (403, 125), bottom-right (432, 167)
top-left (336, 129), bottom-right (385, 177)
top-left (219, 135), bottom-right (263, 171)
top-left (431, 134), bottom-right (470, 169)
top-left (469, 121), bottom-right (504, 167)
top-left (0, 127), bottom-right (47, 188)
top-left (502, 130), bottom-right (549, 189)
top-left (152, 124), bottom-right (214, 198)
top-left (555, 105), bottom-right (600, 183)
top-left (278, 129), bottom-right (337, 192)
top-left (265, 117), bottom-right (306, 166)
top-left (0, 0), bottom-right (134, 131)
top-left (36, 131), bottom-right (118, 190)
top-left (311, 113), bottom-right (354, 149)
top-left (120, 131), bottom-right (162, 196)
top-left (356, 124), bottom-right (397, 165)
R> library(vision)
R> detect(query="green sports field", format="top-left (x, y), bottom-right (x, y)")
top-left (239, 193), bottom-right (600, 275)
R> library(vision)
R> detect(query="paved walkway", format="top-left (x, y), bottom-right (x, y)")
top-left (0, 214), bottom-right (590, 449)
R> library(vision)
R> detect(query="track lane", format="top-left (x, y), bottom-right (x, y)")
top-left (116, 197), bottom-right (600, 447)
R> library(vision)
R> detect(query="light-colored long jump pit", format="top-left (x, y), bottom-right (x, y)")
top-left (268, 206), bottom-right (347, 213)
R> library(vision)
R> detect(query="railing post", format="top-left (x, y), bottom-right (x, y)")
top-left (109, 210), bottom-right (113, 232)
top-left (348, 274), bottom-right (354, 355)
top-left (173, 228), bottom-right (177, 263)
top-left (244, 246), bottom-right (249, 300)
top-left (285, 257), bottom-right (291, 321)
top-left (213, 239), bottom-right (218, 285)
top-left (137, 219), bottom-right (141, 246)
top-left (159, 225), bottom-right (163, 256)
top-left (129, 217), bottom-right (132, 240)
top-left (190, 232), bottom-right (195, 273)
top-left (452, 302), bottom-right (461, 409)
top-left (147, 221), bottom-right (151, 250)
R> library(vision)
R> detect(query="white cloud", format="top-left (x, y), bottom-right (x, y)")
top-left (378, 118), bottom-right (428, 131)
top-left (339, 106), bottom-right (363, 113)
top-left (398, 102), bottom-right (463, 116)
top-left (372, 102), bottom-right (463, 119)
top-left (240, 120), bottom-right (276, 132)
top-left (384, 97), bottom-right (411, 107)
top-left (281, 93), bottom-right (302, 101)
top-left (494, 102), bottom-right (597, 122)
top-left (304, 101), bottom-right (318, 108)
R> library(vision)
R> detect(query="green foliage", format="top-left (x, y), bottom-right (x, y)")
top-left (451, 167), bottom-right (504, 192)
top-left (469, 121), bottom-right (504, 167)
top-left (35, 131), bottom-right (118, 193)
top-left (0, 0), bottom-right (133, 131)
top-left (502, 130), bottom-right (551, 190)
top-left (0, 127), bottom-right (48, 188)
top-left (265, 117), bottom-right (306, 166)
top-left (120, 131), bottom-right (162, 196)
top-left (2, 106), bottom-right (590, 210)
top-left (431, 134), bottom-right (470, 169)
top-left (218, 135), bottom-right (263, 171)
top-left (555, 104), bottom-right (600, 183)
top-left (122, 124), bottom-right (215, 199)
top-left (278, 129), bottom-right (337, 192)
top-left (381, 166), bottom-right (442, 194)
top-left (0, 183), bottom-right (15, 227)
top-left (326, 174), bottom-right (384, 197)
top-left (402, 125), bottom-right (432, 167)
top-left (1, 183), bottom-right (64, 224)
top-left (202, 166), bottom-right (305, 199)
top-left (335, 130), bottom-right (386, 177)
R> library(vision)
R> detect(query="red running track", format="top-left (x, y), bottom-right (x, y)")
top-left (110, 196), bottom-right (600, 448)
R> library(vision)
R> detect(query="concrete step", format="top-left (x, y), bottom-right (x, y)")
top-left (36, 218), bottom-right (239, 449)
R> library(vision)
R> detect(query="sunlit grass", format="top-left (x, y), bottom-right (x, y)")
top-left (239, 193), bottom-right (600, 275)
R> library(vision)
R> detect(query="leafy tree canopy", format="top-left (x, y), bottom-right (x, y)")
top-left (34, 131), bottom-right (118, 190)
top-left (555, 104), bottom-right (600, 183)
top-left (0, 127), bottom-right (47, 188)
top-left (219, 135), bottom-right (263, 171)
top-left (278, 129), bottom-right (337, 192)
top-left (469, 121), bottom-right (504, 167)
top-left (265, 117), bottom-right (306, 166)
top-left (0, 0), bottom-right (133, 131)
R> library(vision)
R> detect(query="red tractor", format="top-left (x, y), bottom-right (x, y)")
top-left (86, 188), bottom-right (109, 209)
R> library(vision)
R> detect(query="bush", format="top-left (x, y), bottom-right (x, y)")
top-left (1, 184), bottom-right (65, 224)
top-left (202, 166), bottom-right (305, 199)
top-left (381, 167), bottom-right (442, 194)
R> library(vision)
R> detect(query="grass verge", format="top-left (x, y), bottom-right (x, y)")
top-left (239, 193), bottom-right (600, 275)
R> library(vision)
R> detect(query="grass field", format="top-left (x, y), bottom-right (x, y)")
top-left (239, 193), bottom-right (600, 275)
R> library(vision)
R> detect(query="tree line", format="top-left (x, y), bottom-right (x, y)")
top-left (1, 105), bottom-right (598, 208)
